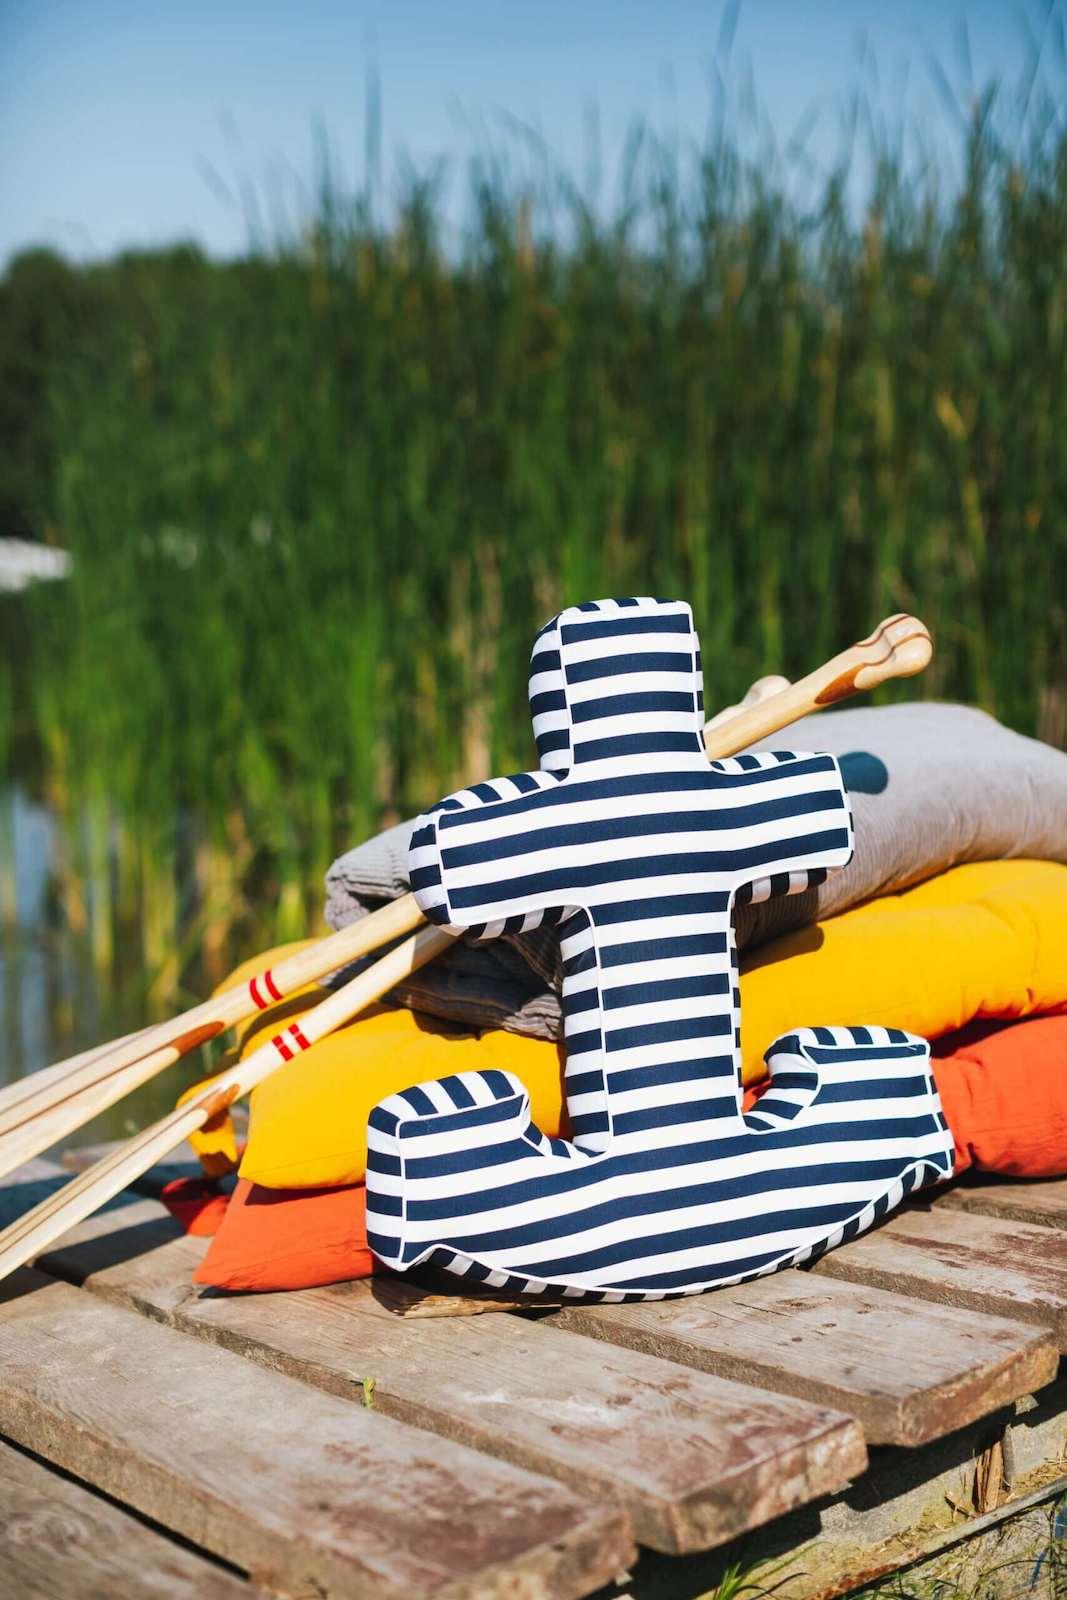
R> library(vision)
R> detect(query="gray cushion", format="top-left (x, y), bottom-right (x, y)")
top-left (324, 702), bottom-right (1067, 1040)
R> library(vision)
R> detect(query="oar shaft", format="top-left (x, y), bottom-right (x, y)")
top-left (0, 1026), bottom-right (152, 1121)
top-left (0, 892), bottom-right (423, 1139)
top-left (0, 1038), bottom-right (183, 1182)
top-left (0, 924), bottom-right (453, 1276)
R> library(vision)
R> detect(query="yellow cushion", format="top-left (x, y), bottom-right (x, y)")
top-left (189, 859), bottom-right (1067, 1189)
top-left (741, 858), bottom-right (1067, 1051)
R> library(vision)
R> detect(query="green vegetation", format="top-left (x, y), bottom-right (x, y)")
top-left (845, 1490), bottom-right (1067, 1598)
top-left (2, 64), bottom-right (1066, 1012)
top-left (695, 1548), bottom-right (798, 1599)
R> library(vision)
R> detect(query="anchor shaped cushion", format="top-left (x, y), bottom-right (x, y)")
top-left (366, 597), bottom-right (954, 1300)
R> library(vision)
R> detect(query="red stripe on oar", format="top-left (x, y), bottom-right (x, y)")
top-left (263, 968), bottom-right (282, 1002)
top-left (249, 977), bottom-right (268, 1011)
top-left (272, 1033), bottom-right (294, 1062)
top-left (289, 1023), bottom-right (312, 1053)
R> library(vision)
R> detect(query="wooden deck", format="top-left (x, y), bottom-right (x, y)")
top-left (1, 1152), bottom-right (1065, 1599)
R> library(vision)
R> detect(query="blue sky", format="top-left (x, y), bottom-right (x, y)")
top-left (0, 0), bottom-right (1057, 266)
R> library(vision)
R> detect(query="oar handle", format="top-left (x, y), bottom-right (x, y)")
top-left (703, 614), bottom-right (931, 760)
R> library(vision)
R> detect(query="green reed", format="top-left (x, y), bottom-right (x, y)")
top-left (2, 67), bottom-right (1066, 1009)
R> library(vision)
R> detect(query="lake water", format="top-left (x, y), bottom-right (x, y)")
top-left (0, 784), bottom-right (205, 1148)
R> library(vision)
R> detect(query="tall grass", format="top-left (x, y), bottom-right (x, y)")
top-left (3, 63), bottom-right (1067, 1013)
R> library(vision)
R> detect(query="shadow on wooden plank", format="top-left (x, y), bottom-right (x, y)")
top-left (0, 1158), bottom-right (147, 1230)
top-left (937, 1173), bottom-right (1067, 1232)
top-left (370, 1264), bottom-right (564, 1318)
top-left (42, 1207), bottom-right (191, 1280)
top-left (0, 1161), bottom-right (73, 1229)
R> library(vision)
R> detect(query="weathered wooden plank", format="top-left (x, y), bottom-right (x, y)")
top-left (188, 1283), bottom-right (866, 1555)
top-left (36, 1192), bottom-right (478, 1325)
top-left (814, 1206), bottom-right (1067, 1346)
top-left (52, 1144), bottom-right (545, 1318)
top-left (0, 1270), bottom-right (629, 1599)
top-left (43, 1154), bottom-right (535, 1318)
top-left (937, 1175), bottom-right (1067, 1232)
top-left (39, 1201), bottom-right (867, 1555)
top-left (38, 1207), bottom-right (1062, 1463)
top-left (0, 1439), bottom-right (254, 1599)
top-left (547, 1269), bottom-right (1058, 1447)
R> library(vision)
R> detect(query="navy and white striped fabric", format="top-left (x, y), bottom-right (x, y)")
top-left (366, 598), bottom-right (954, 1300)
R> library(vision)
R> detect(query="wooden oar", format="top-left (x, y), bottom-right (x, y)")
top-left (0, 1031), bottom-right (238, 1180)
top-left (0, 612), bottom-right (931, 1279)
top-left (0, 612), bottom-right (930, 1177)
top-left (3, 611), bottom-right (931, 1141)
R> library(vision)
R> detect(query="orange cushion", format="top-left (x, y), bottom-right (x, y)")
top-left (931, 1014), bottom-right (1067, 1177)
top-left (161, 1177), bottom-right (231, 1237)
top-left (193, 1179), bottom-right (375, 1291)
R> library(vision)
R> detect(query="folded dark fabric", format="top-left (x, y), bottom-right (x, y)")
top-left (324, 702), bottom-right (1067, 1041)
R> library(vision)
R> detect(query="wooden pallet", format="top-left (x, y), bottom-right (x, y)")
top-left (1, 1156), bottom-right (1065, 1598)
